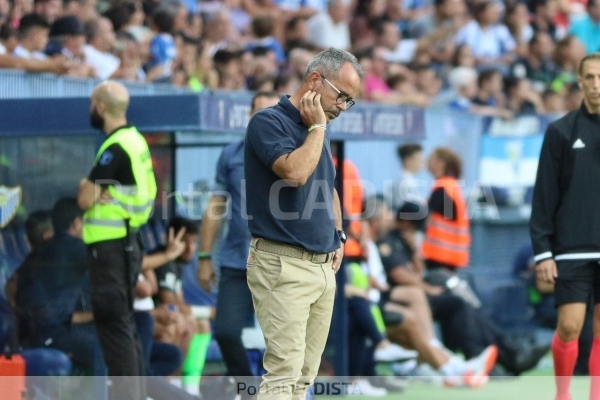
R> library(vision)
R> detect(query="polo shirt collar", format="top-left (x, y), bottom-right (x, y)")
top-left (280, 95), bottom-right (303, 124)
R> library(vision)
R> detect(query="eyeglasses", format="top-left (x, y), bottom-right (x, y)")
top-left (321, 75), bottom-right (356, 109)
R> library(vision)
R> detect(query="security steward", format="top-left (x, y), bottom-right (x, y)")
top-left (78, 81), bottom-right (156, 400)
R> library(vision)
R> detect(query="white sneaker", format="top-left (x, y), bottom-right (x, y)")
top-left (374, 343), bottom-right (418, 362)
top-left (466, 345), bottom-right (498, 377)
top-left (350, 379), bottom-right (388, 396)
top-left (444, 345), bottom-right (497, 389)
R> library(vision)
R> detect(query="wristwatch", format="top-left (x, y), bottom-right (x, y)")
top-left (337, 230), bottom-right (347, 244)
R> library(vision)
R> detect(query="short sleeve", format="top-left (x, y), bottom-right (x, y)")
top-left (154, 262), bottom-right (178, 293)
top-left (214, 147), bottom-right (229, 191)
top-left (88, 143), bottom-right (136, 185)
top-left (377, 238), bottom-right (409, 274)
top-left (499, 25), bottom-right (516, 53)
top-left (246, 110), bottom-right (298, 169)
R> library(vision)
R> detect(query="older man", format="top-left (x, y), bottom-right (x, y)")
top-left (244, 48), bottom-right (363, 400)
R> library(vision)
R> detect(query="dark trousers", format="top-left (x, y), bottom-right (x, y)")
top-left (348, 296), bottom-right (385, 377)
top-left (214, 267), bottom-right (255, 379)
top-left (88, 238), bottom-right (146, 400)
top-left (428, 292), bottom-right (487, 359)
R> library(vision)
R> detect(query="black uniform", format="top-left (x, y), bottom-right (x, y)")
top-left (87, 127), bottom-right (146, 400)
top-left (531, 103), bottom-right (600, 306)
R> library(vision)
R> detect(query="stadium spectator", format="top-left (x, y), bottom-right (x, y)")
top-left (504, 76), bottom-right (545, 115)
top-left (0, 24), bottom-right (17, 54)
top-left (78, 81), bottom-right (156, 400)
top-left (376, 20), bottom-right (418, 64)
top-left (306, 0), bottom-right (351, 50)
top-left (198, 90), bottom-right (279, 400)
top-left (283, 16), bottom-right (308, 52)
top-left (530, 0), bottom-right (562, 40)
top-left (541, 88), bottom-right (566, 114)
top-left (504, 2), bottom-right (533, 58)
top-left (213, 48), bottom-right (246, 90)
top-left (46, 15), bottom-right (96, 77)
top-left (84, 17), bottom-right (119, 79)
top-left (568, 0), bottom-right (600, 53)
top-left (531, 52), bottom-right (600, 400)
top-left (274, 72), bottom-right (300, 94)
top-left (350, 0), bottom-right (387, 50)
top-left (203, 9), bottom-right (234, 55)
top-left (13, 13), bottom-right (50, 59)
top-left (455, 1), bottom-right (516, 70)
top-left (63, 0), bottom-right (98, 23)
top-left (145, 8), bottom-right (177, 82)
top-left (448, 66), bottom-right (514, 118)
top-left (472, 68), bottom-right (505, 107)
top-left (247, 15), bottom-right (286, 63)
top-left (386, 71), bottom-right (429, 107)
top-left (450, 43), bottom-right (476, 69)
top-left (32, 0), bottom-right (61, 23)
top-left (551, 35), bottom-right (585, 93)
top-left (511, 31), bottom-right (558, 91)
top-left (152, 217), bottom-right (212, 397)
top-left (243, 48), bottom-right (362, 399)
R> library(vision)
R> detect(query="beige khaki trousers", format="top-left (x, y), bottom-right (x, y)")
top-left (246, 238), bottom-right (337, 400)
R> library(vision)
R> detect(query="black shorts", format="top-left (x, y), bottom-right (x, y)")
top-left (378, 290), bottom-right (405, 326)
top-left (555, 259), bottom-right (600, 307)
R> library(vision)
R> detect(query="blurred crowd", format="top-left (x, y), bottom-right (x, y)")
top-left (0, 0), bottom-right (596, 114)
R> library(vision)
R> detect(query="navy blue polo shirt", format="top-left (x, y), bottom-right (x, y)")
top-left (213, 140), bottom-right (251, 270)
top-left (244, 95), bottom-right (340, 254)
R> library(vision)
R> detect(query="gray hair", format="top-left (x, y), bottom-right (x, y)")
top-left (301, 47), bottom-right (364, 82)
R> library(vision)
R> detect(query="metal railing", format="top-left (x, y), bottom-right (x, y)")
top-left (0, 69), bottom-right (193, 98)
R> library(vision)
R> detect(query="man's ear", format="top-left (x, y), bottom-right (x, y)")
top-left (307, 71), bottom-right (321, 91)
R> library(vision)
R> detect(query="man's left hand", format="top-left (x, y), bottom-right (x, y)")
top-left (332, 244), bottom-right (344, 273)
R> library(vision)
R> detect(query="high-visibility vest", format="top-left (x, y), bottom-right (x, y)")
top-left (83, 126), bottom-right (157, 244)
top-left (421, 176), bottom-right (470, 268)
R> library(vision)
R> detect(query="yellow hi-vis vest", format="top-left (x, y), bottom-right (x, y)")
top-left (83, 126), bottom-right (157, 244)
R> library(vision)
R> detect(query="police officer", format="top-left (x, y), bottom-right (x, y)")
top-left (78, 81), bottom-right (156, 400)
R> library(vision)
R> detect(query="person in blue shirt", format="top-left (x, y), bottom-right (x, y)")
top-left (569, 0), bottom-right (600, 54)
top-left (145, 8), bottom-right (177, 82)
top-left (198, 90), bottom-right (280, 399)
top-left (244, 48), bottom-right (363, 400)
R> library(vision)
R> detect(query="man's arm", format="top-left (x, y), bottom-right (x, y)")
top-left (331, 188), bottom-right (344, 272)
top-left (271, 91), bottom-right (327, 186)
top-left (0, 54), bottom-right (69, 74)
top-left (77, 178), bottom-right (102, 210)
top-left (333, 189), bottom-right (342, 230)
top-left (530, 125), bottom-right (563, 263)
top-left (142, 227), bottom-right (186, 270)
top-left (198, 194), bottom-right (227, 291)
top-left (271, 126), bottom-right (325, 186)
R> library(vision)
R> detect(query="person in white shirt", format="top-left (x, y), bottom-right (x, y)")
top-left (306, 0), bottom-right (351, 50)
top-left (13, 13), bottom-right (50, 60)
top-left (386, 143), bottom-right (427, 212)
top-left (455, 0), bottom-right (516, 69)
top-left (84, 17), bottom-right (120, 79)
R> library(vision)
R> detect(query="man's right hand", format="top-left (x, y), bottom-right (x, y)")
top-left (299, 90), bottom-right (326, 128)
top-left (536, 258), bottom-right (558, 284)
top-left (198, 259), bottom-right (216, 292)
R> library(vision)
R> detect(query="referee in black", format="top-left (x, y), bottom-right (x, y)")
top-left (531, 53), bottom-right (600, 400)
top-left (78, 81), bottom-right (157, 400)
